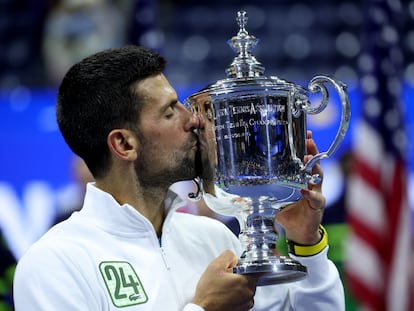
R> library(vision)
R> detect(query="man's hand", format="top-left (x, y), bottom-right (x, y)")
top-left (275, 131), bottom-right (326, 245)
top-left (192, 250), bottom-right (257, 311)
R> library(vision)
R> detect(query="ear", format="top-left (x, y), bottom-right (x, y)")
top-left (107, 129), bottom-right (138, 161)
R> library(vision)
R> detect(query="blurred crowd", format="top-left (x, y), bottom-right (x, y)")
top-left (2, 0), bottom-right (413, 91)
top-left (0, 0), bottom-right (159, 88)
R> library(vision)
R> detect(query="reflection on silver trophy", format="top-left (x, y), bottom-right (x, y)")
top-left (185, 10), bottom-right (350, 286)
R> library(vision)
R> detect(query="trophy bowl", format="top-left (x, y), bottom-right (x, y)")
top-left (184, 10), bottom-right (350, 286)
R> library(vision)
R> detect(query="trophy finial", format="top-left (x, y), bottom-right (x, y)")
top-left (226, 10), bottom-right (265, 78)
top-left (237, 10), bottom-right (248, 35)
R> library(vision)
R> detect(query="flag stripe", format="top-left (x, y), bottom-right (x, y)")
top-left (346, 234), bottom-right (383, 292)
top-left (353, 156), bottom-right (381, 190)
top-left (348, 172), bottom-right (386, 234)
top-left (347, 273), bottom-right (382, 311)
top-left (346, 1), bottom-right (413, 310)
top-left (353, 120), bottom-right (383, 171)
top-left (347, 213), bottom-right (383, 251)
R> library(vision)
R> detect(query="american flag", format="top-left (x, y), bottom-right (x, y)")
top-left (346, 0), bottom-right (414, 310)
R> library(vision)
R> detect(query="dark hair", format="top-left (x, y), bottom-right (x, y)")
top-left (56, 46), bottom-right (166, 178)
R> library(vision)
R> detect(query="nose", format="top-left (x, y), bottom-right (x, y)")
top-left (184, 106), bottom-right (205, 132)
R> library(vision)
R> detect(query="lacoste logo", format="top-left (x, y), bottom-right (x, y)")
top-left (99, 261), bottom-right (148, 307)
top-left (129, 293), bottom-right (142, 301)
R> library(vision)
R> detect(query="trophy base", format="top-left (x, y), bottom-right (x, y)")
top-left (234, 255), bottom-right (307, 286)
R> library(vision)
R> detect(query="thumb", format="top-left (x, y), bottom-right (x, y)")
top-left (211, 250), bottom-right (239, 272)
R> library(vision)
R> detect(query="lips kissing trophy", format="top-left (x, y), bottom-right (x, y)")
top-left (185, 10), bottom-right (350, 286)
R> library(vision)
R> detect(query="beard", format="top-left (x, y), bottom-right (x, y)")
top-left (134, 138), bottom-right (198, 189)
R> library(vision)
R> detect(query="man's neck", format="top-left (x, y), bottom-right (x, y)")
top-left (95, 178), bottom-right (168, 237)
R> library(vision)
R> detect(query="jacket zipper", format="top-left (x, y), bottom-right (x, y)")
top-left (160, 246), bottom-right (171, 270)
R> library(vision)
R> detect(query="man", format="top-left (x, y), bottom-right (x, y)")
top-left (13, 46), bottom-right (344, 310)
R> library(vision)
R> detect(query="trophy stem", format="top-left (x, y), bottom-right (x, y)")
top-left (234, 196), bottom-right (307, 286)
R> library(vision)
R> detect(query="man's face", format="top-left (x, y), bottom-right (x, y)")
top-left (133, 74), bottom-right (199, 188)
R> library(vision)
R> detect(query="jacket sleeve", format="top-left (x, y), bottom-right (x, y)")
top-left (252, 247), bottom-right (345, 311)
top-left (288, 247), bottom-right (345, 310)
top-left (13, 246), bottom-right (96, 311)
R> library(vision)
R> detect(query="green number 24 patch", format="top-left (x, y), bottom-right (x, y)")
top-left (99, 261), bottom-right (148, 307)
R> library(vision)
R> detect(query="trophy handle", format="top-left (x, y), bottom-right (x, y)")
top-left (303, 75), bottom-right (351, 171)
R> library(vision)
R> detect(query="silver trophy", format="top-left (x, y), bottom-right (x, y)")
top-left (185, 11), bottom-right (350, 286)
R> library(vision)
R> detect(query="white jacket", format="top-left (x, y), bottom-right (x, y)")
top-left (14, 183), bottom-right (344, 310)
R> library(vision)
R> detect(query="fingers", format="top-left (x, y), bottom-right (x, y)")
top-left (193, 250), bottom-right (257, 311)
top-left (306, 130), bottom-right (319, 156)
top-left (307, 161), bottom-right (324, 191)
top-left (300, 188), bottom-right (325, 212)
top-left (211, 250), bottom-right (239, 271)
top-left (305, 131), bottom-right (324, 191)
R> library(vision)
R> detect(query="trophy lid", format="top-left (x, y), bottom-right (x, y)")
top-left (185, 10), bottom-right (306, 102)
top-left (226, 10), bottom-right (265, 79)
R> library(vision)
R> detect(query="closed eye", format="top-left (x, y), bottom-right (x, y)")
top-left (164, 102), bottom-right (177, 119)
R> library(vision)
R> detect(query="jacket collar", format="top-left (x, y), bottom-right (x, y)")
top-left (77, 183), bottom-right (187, 236)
